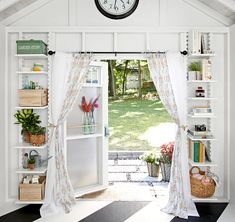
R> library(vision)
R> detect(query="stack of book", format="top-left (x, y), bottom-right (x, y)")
top-left (189, 140), bottom-right (206, 163)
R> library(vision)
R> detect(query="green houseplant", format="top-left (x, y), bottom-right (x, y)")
top-left (188, 62), bottom-right (201, 80)
top-left (28, 125), bottom-right (46, 146)
top-left (159, 142), bottom-right (174, 182)
top-left (140, 152), bottom-right (160, 177)
top-left (14, 109), bottom-right (41, 143)
top-left (27, 157), bottom-right (36, 170)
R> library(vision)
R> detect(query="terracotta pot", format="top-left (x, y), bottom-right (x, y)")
top-left (28, 163), bottom-right (35, 170)
top-left (29, 134), bottom-right (46, 146)
top-left (22, 130), bottom-right (30, 143)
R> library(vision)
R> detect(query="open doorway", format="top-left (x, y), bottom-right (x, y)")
top-left (80, 59), bottom-right (176, 201)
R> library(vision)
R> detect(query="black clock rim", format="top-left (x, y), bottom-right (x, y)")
top-left (94, 0), bottom-right (139, 20)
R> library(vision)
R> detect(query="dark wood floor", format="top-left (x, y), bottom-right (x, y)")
top-left (0, 202), bottom-right (228, 222)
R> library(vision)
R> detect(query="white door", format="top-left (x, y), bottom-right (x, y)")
top-left (66, 61), bottom-right (108, 197)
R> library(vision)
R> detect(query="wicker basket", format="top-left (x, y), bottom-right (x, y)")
top-left (190, 166), bottom-right (216, 198)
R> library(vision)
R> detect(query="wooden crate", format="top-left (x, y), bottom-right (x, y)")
top-left (19, 89), bottom-right (48, 107)
top-left (19, 176), bottom-right (46, 201)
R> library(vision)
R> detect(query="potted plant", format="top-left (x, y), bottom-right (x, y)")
top-left (14, 109), bottom-right (41, 143)
top-left (28, 125), bottom-right (46, 146)
top-left (188, 62), bottom-right (201, 80)
top-left (28, 157), bottom-right (36, 170)
top-left (159, 142), bottom-right (174, 182)
top-left (140, 152), bottom-right (160, 177)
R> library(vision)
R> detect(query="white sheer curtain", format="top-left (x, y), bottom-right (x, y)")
top-left (147, 53), bottom-right (199, 219)
top-left (40, 52), bottom-right (92, 218)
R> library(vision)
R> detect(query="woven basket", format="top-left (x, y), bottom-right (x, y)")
top-left (190, 166), bottom-right (216, 198)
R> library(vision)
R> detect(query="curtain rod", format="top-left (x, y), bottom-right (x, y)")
top-left (47, 50), bottom-right (188, 56)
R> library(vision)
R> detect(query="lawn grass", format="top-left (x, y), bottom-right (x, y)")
top-left (108, 98), bottom-right (174, 151)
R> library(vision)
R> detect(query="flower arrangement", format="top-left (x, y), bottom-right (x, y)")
top-left (79, 95), bottom-right (100, 134)
top-left (159, 142), bottom-right (174, 165)
top-left (80, 96), bottom-right (99, 113)
top-left (140, 152), bottom-right (159, 165)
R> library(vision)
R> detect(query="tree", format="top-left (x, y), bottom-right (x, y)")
top-left (108, 60), bottom-right (117, 99)
top-left (122, 60), bottom-right (129, 95)
top-left (138, 60), bottom-right (142, 99)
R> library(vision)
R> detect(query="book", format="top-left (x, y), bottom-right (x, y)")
top-left (199, 143), bottom-right (204, 162)
top-left (189, 139), bottom-right (194, 160)
top-left (194, 142), bottom-right (200, 162)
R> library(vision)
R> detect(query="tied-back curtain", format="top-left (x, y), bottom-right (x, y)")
top-left (147, 53), bottom-right (199, 219)
top-left (40, 52), bottom-right (93, 218)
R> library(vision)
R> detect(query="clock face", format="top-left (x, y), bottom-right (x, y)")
top-left (95, 0), bottom-right (139, 19)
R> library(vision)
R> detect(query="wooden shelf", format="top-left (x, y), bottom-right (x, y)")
top-left (16, 71), bottom-right (48, 75)
top-left (15, 106), bottom-right (48, 110)
top-left (188, 114), bottom-right (216, 118)
top-left (14, 143), bottom-right (47, 150)
top-left (187, 80), bottom-right (216, 83)
top-left (15, 54), bottom-right (48, 59)
top-left (188, 134), bottom-right (215, 141)
top-left (66, 133), bottom-right (103, 140)
top-left (189, 159), bottom-right (217, 167)
top-left (188, 97), bottom-right (217, 101)
top-left (189, 53), bottom-right (216, 57)
top-left (15, 200), bottom-right (44, 204)
top-left (16, 167), bottom-right (47, 174)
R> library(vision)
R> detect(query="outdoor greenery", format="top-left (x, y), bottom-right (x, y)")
top-left (108, 97), bottom-right (173, 151)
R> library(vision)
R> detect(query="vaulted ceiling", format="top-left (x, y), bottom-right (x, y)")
top-left (0, 0), bottom-right (235, 26)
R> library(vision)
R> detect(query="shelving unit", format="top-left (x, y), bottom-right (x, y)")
top-left (189, 159), bottom-right (217, 167)
top-left (15, 106), bottom-right (48, 110)
top-left (14, 142), bottom-right (48, 150)
top-left (187, 134), bottom-right (216, 141)
top-left (187, 30), bottom-right (222, 202)
top-left (14, 33), bottom-right (49, 204)
top-left (16, 71), bottom-right (48, 75)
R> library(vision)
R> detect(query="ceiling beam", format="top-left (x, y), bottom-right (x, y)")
top-left (183, 0), bottom-right (234, 26)
top-left (216, 0), bottom-right (235, 12)
top-left (1, 0), bottom-right (52, 26)
top-left (0, 0), bottom-right (19, 12)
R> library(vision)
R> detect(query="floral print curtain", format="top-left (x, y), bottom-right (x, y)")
top-left (40, 53), bottom-right (93, 217)
top-left (147, 53), bottom-right (199, 219)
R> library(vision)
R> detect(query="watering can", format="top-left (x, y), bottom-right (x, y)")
top-left (29, 150), bottom-right (41, 168)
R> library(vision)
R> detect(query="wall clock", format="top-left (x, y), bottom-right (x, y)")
top-left (95, 0), bottom-right (139, 20)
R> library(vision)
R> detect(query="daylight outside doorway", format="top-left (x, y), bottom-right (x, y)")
top-left (81, 59), bottom-right (176, 201)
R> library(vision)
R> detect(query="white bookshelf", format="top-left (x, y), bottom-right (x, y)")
top-left (16, 71), bottom-right (48, 75)
top-left (14, 142), bottom-right (47, 150)
top-left (15, 106), bottom-right (48, 110)
top-left (187, 97), bottom-right (217, 101)
top-left (15, 200), bottom-right (44, 204)
top-left (14, 35), bottom-right (49, 205)
top-left (187, 30), bottom-right (225, 202)
top-left (189, 159), bottom-right (217, 167)
top-left (15, 54), bottom-right (48, 59)
top-left (188, 114), bottom-right (216, 118)
top-left (16, 167), bottom-right (47, 174)
top-left (187, 134), bottom-right (216, 141)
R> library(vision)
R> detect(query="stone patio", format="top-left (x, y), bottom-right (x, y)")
top-left (80, 152), bottom-right (169, 201)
